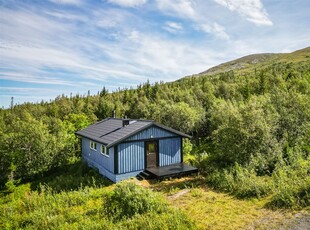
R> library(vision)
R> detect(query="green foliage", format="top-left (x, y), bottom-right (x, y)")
top-left (102, 182), bottom-right (196, 229)
top-left (1, 117), bottom-right (55, 180)
top-left (183, 138), bottom-right (193, 155)
top-left (0, 185), bottom-right (112, 230)
top-left (31, 160), bottom-right (112, 193)
top-left (269, 149), bottom-right (310, 209)
top-left (209, 95), bottom-right (281, 170)
top-left (103, 182), bottom-right (166, 220)
top-left (194, 146), bottom-right (310, 208)
top-left (0, 109), bottom-right (91, 186)
top-left (0, 177), bottom-right (196, 229)
top-left (159, 102), bottom-right (205, 134)
top-left (205, 163), bottom-right (271, 199)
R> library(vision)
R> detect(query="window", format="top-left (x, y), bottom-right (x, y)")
top-left (90, 141), bottom-right (97, 150)
top-left (148, 143), bottom-right (156, 153)
top-left (101, 145), bottom-right (109, 157)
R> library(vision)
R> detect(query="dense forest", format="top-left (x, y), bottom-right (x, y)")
top-left (0, 47), bottom-right (310, 228)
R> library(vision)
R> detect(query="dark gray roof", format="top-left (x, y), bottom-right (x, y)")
top-left (75, 118), bottom-right (191, 147)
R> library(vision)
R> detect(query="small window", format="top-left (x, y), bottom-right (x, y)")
top-left (148, 143), bottom-right (156, 152)
top-left (90, 141), bottom-right (97, 151)
top-left (101, 145), bottom-right (109, 157)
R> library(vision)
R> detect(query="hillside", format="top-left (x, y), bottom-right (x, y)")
top-left (0, 46), bottom-right (309, 229)
top-left (198, 46), bottom-right (310, 76)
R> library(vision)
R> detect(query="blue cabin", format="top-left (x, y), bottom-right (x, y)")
top-left (76, 118), bottom-right (197, 182)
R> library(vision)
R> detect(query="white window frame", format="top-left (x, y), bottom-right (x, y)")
top-left (90, 141), bottom-right (97, 151)
top-left (101, 144), bottom-right (109, 157)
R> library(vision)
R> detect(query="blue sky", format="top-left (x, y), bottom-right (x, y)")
top-left (0, 0), bottom-right (310, 108)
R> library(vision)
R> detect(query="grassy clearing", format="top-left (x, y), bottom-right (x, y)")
top-left (0, 181), bottom-right (195, 230)
top-left (1, 164), bottom-right (309, 230)
top-left (0, 162), bottom-right (195, 230)
top-left (149, 176), bottom-right (309, 230)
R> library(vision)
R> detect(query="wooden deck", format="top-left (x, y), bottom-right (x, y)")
top-left (145, 163), bottom-right (198, 179)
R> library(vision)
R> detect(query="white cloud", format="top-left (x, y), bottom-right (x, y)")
top-left (108, 0), bottom-right (147, 7)
top-left (156, 0), bottom-right (197, 19)
top-left (200, 22), bottom-right (230, 40)
top-left (156, 0), bottom-right (229, 39)
top-left (118, 30), bottom-right (220, 78)
top-left (44, 10), bottom-right (88, 22)
top-left (93, 8), bottom-right (133, 29)
top-left (49, 0), bottom-right (82, 5)
top-left (0, 71), bottom-right (77, 86)
top-left (213, 0), bottom-right (273, 26)
top-left (163, 21), bottom-right (183, 33)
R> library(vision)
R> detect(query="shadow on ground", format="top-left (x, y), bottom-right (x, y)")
top-left (30, 161), bottom-right (112, 193)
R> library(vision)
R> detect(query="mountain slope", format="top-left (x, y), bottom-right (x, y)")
top-left (198, 46), bottom-right (310, 76)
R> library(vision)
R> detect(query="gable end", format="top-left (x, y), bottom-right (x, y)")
top-left (125, 125), bottom-right (176, 141)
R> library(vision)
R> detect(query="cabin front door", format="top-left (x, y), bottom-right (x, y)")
top-left (145, 141), bottom-right (158, 168)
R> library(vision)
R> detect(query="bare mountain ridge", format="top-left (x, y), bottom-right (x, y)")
top-left (198, 46), bottom-right (310, 76)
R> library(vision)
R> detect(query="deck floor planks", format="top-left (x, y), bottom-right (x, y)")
top-left (145, 163), bottom-right (198, 178)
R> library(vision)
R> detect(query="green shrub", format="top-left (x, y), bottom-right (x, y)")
top-left (188, 151), bottom-right (210, 173)
top-left (206, 163), bottom-right (271, 199)
top-left (205, 168), bottom-right (233, 192)
top-left (102, 182), bottom-right (197, 229)
top-left (232, 164), bottom-right (271, 199)
top-left (103, 182), bottom-right (167, 220)
top-left (269, 150), bottom-right (310, 209)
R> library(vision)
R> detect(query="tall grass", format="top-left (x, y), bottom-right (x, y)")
top-left (191, 148), bottom-right (310, 209)
top-left (30, 160), bottom-right (112, 193)
top-left (1, 173), bottom-right (196, 229)
top-left (1, 184), bottom-right (111, 229)
top-left (269, 150), bottom-right (310, 208)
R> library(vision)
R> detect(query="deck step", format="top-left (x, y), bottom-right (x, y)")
top-left (141, 171), bottom-right (150, 177)
top-left (136, 171), bottom-right (152, 180)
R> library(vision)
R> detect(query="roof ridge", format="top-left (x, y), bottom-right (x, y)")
top-left (105, 117), bottom-right (154, 122)
top-left (94, 117), bottom-right (110, 125)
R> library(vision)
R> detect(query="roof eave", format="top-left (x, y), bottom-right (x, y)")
top-left (153, 122), bottom-right (192, 139)
top-left (75, 131), bottom-right (109, 145)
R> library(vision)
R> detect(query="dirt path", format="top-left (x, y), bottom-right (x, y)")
top-left (287, 214), bottom-right (310, 230)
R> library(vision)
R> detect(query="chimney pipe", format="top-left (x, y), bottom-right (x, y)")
top-left (113, 110), bottom-right (116, 118)
top-left (122, 119), bottom-right (130, 127)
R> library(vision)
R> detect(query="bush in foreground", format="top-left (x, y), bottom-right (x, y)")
top-left (103, 182), bottom-right (167, 220)
top-left (103, 182), bottom-right (196, 229)
top-left (269, 150), bottom-right (310, 209)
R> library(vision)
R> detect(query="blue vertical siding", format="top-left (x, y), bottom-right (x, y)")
top-left (159, 137), bottom-right (181, 166)
top-left (126, 126), bottom-right (175, 141)
top-left (81, 138), bottom-right (115, 181)
top-left (118, 142), bottom-right (145, 174)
